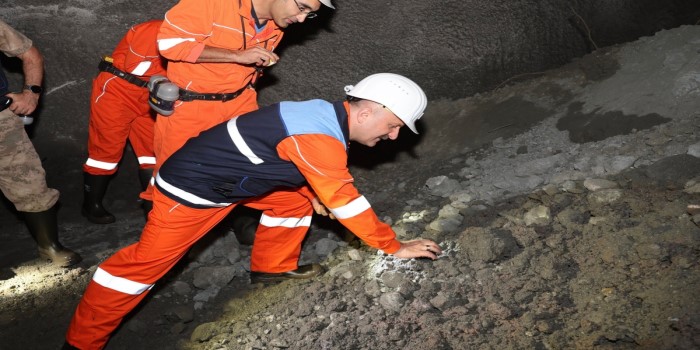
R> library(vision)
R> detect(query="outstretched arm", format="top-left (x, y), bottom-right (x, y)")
top-left (307, 196), bottom-right (441, 259)
top-left (277, 134), bottom-right (442, 259)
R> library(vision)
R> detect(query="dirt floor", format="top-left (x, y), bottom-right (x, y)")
top-left (1, 26), bottom-right (700, 349)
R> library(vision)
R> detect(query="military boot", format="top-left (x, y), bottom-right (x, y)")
top-left (82, 172), bottom-right (115, 224)
top-left (23, 205), bottom-right (82, 267)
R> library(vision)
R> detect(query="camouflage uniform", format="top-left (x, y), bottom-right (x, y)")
top-left (0, 20), bottom-right (59, 212)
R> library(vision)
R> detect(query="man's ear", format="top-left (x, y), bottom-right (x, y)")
top-left (356, 106), bottom-right (372, 124)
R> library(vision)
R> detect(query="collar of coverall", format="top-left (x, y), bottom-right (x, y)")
top-left (335, 100), bottom-right (351, 149)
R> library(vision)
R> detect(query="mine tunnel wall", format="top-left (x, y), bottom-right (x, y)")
top-left (0, 0), bottom-right (699, 201)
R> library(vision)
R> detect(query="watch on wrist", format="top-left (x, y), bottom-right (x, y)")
top-left (24, 85), bottom-right (43, 94)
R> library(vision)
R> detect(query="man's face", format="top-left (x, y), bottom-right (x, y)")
top-left (271, 0), bottom-right (321, 28)
top-left (354, 106), bottom-right (405, 147)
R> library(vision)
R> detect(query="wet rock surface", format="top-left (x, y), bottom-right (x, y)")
top-left (1, 26), bottom-right (700, 350)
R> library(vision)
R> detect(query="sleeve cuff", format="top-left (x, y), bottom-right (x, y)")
top-left (381, 239), bottom-right (401, 255)
top-left (184, 42), bottom-right (206, 63)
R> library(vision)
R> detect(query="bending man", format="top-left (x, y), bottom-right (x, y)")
top-left (64, 73), bottom-right (441, 349)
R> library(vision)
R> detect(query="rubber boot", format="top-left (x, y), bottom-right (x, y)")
top-left (82, 172), bottom-right (115, 224)
top-left (229, 205), bottom-right (262, 245)
top-left (23, 205), bottom-right (82, 267)
top-left (138, 168), bottom-right (154, 218)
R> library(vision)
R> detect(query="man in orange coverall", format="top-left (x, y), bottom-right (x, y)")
top-left (144, 0), bottom-right (335, 193)
top-left (81, 20), bottom-right (166, 224)
top-left (147, 0), bottom-right (336, 265)
top-left (63, 73), bottom-right (442, 349)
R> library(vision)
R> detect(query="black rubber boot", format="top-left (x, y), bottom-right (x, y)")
top-left (229, 205), bottom-right (262, 245)
top-left (138, 168), bottom-right (154, 218)
top-left (23, 205), bottom-right (82, 267)
top-left (82, 172), bottom-right (115, 224)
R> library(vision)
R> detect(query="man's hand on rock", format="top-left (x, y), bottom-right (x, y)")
top-left (393, 239), bottom-right (442, 260)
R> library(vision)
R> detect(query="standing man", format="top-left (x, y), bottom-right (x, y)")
top-left (0, 19), bottom-right (81, 267)
top-left (147, 0), bottom-right (336, 254)
top-left (81, 20), bottom-right (167, 224)
top-left (145, 0), bottom-right (336, 195)
top-left (64, 73), bottom-right (440, 349)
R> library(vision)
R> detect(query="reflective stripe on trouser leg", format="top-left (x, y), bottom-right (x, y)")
top-left (245, 189), bottom-right (314, 273)
top-left (83, 75), bottom-right (138, 176)
top-left (66, 188), bottom-right (235, 349)
top-left (129, 112), bottom-right (156, 168)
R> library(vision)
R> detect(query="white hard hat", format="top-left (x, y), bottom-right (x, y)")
top-left (319, 0), bottom-right (335, 9)
top-left (344, 73), bottom-right (427, 134)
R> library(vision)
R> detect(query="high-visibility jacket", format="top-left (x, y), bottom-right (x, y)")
top-left (157, 100), bottom-right (401, 253)
top-left (83, 20), bottom-right (166, 175)
top-left (157, 0), bottom-right (283, 94)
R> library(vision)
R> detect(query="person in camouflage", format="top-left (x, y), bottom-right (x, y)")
top-left (0, 19), bottom-right (81, 267)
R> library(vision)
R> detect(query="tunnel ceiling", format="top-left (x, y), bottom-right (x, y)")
top-left (1, 0), bottom-right (698, 155)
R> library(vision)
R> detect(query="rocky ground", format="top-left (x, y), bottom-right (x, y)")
top-left (1, 25), bottom-right (700, 350)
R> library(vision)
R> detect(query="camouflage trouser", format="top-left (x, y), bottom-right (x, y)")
top-left (0, 108), bottom-right (59, 212)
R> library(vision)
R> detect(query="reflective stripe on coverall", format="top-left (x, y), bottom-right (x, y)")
top-left (65, 100), bottom-right (400, 349)
top-left (83, 20), bottom-right (166, 176)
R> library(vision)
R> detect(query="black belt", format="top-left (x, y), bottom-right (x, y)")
top-left (98, 60), bottom-right (148, 88)
top-left (178, 85), bottom-right (250, 102)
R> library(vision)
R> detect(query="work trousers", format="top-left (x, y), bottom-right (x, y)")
top-left (66, 186), bottom-right (312, 349)
top-left (141, 88), bottom-right (257, 201)
top-left (0, 108), bottom-right (58, 212)
top-left (83, 73), bottom-right (156, 175)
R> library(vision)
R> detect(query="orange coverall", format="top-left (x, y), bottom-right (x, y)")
top-left (152, 0), bottom-right (284, 186)
top-left (83, 20), bottom-right (166, 176)
top-left (66, 101), bottom-right (400, 349)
